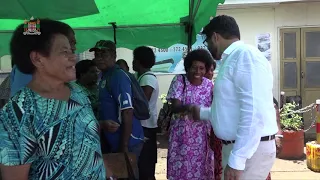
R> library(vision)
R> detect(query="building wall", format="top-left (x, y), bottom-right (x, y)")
top-left (217, 1), bottom-right (320, 101)
top-left (275, 2), bottom-right (320, 28)
top-left (216, 7), bottom-right (278, 96)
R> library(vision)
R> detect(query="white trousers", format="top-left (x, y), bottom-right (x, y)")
top-left (222, 140), bottom-right (276, 180)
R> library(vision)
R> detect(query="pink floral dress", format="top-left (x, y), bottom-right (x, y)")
top-left (166, 75), bottom-right (214, 180)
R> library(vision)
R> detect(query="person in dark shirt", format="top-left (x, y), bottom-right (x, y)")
top-left (75, 60), bottom-right (99, 117)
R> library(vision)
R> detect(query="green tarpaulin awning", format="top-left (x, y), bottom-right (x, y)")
top-left (0, 0), bottom-right (99, 20)
top-left (0, 0), bottom-right (224, 56)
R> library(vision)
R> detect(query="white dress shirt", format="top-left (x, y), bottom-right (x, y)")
top-left (200, 41), bottom-right (278, 170)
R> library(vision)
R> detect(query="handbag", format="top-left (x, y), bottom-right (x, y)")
top-left (157, 74), bottom-right (186, 133)
top-left (100, 129), bottom-right (137, 179)
top-left (103, 152), bottom-right (138, 180)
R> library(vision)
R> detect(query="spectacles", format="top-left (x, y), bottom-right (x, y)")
top-left (202, 34), bottom-right (210, 47)
top-left (203, 38), bottom-right (208, 47)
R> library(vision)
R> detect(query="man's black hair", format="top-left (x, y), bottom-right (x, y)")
top-left (10, 19), bottom-right (73, 74)
top-left (184, 49), bottom-right (214, 72)
top-left (202, 15), bottom-right (241, 40)
top-left (76, 60), bottom-right (96, 79)
top-left (133, 46), bottom-right (156, 69)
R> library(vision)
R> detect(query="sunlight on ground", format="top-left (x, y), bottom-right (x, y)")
top-left (154, 136), bottom-right (320, 180)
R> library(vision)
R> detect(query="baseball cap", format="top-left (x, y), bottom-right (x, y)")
top-left (89, 40), bottom-right (116, 52)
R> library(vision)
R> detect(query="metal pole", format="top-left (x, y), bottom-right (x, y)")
top-left (316, 99), bottom-right (320, 144)
top-left (192, 0), bottom-right (202, 21)
top-left (0, 30), bottom-right (14, 33)
top-left (187, 0), bottom-right (202, 52)
top-left (0, 22), bottom-right (185, 33)
top-left (73, 23), bottom-right (185, 31)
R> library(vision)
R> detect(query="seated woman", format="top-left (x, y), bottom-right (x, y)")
top-left (166, 49), bottom-right (219, 180)
top-left (75, 60), bottom-right (99, 117)
top-left (0, 19), bottom-right (106, 179)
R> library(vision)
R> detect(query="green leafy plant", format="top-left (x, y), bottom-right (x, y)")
top-left (280, 102), bottom-right (303, 131)
top-left (159, 93), bottom-right (168, 104)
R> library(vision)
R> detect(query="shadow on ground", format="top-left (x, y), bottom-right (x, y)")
top-left (157, 134), bottom-right (168, 149)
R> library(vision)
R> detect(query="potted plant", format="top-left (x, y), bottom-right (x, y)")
top-left (278, 102), bottom-right (305, 160)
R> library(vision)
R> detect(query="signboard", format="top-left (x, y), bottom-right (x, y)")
top-left (149, 34), bottom-right (209, 74)
top-left (77, 33), bottom-right (220, 75)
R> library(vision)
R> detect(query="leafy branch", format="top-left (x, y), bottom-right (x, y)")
top-left (159, 93), bottom-right (169, 104)
top-left (280, 102), bottom-right (303, 131)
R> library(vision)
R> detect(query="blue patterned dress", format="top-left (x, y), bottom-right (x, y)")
top-left (0, 82), bottom-right (106, 180)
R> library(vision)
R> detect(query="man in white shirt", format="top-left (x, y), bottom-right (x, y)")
top-left (185, 15), bottom-right (278, 180)
top-left (133, 46), bottom-right (159, 180)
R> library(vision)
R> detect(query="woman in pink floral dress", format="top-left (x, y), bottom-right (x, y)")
top-left (166, 49), bottom-right (216, 180)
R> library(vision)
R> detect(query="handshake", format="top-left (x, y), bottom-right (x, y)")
top-left (178, 104), bottom-right (201, 120)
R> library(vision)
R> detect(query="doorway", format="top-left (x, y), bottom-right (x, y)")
top-left (280, 27), bottom-right (320, 138)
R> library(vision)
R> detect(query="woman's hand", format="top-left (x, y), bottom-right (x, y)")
top-left (100, 120), bottom-right (120, 133)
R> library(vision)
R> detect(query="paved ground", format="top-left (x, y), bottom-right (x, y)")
top-left (154, 135), bottom-right (320, 180)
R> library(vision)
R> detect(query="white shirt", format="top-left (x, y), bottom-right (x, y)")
top-left (138, 71), bottom-right (159, 128)
top-left (200, 41), bottom-right (278, 170)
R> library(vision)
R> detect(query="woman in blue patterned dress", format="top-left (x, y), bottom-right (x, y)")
top-left (0, 19), bottom-right (106, 179)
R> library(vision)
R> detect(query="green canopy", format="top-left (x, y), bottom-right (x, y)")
top-left (0, 0), bottom-right (224, 60)
top-left (0, 0), bottom-right (99, 20)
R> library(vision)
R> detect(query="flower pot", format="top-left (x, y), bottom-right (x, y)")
top-left (278, 130), bottom-right (305, 160)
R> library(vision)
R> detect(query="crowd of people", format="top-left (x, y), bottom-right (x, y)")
top-left (0, 15), bottom-right (282, 180)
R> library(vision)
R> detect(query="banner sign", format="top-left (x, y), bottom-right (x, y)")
top-left (149, 34), bottom-right (211, 74)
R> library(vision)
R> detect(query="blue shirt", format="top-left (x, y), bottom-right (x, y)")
top-left (0, 82), bottom-right (106, 179)
top-left (10, 65), bottom-right (32, 97)
top-left (99, 65), bottom-right (144, 152)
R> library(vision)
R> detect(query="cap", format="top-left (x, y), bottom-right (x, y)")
top-left (89, 40), bottom-right (116, 52)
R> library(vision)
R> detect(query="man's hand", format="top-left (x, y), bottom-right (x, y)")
top-left (224, 164), bottom-right (243, 180)
top-left (185, 105), bottom-right (200, 120)
top-left (100, 120), bottom-right (120, 133)
top-left (119, 145), bottom-right (129, 153)
top-left (276, 130), bottom-right (283, 155)
top-left (275, 137), bottom-right (283, 155)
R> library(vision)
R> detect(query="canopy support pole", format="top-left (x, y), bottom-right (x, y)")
top-left (0, 23), bottom-right (185, 33)
top-left (187, 0), bottom-right (195, 52)
top-left (193, 0), bottom-right (202, 21)
top-left (187, 0), bottom-right (202, 52)
top-left (72, 23), bottom-right (185, 31)
top-left (108, 22), bottom-right (117, 44)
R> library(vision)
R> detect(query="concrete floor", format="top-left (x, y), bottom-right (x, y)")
top-left (155, 135), bottom-right (320, 180)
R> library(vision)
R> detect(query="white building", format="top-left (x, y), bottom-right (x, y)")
top-left (216, 0), bottom-right (320, 138)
